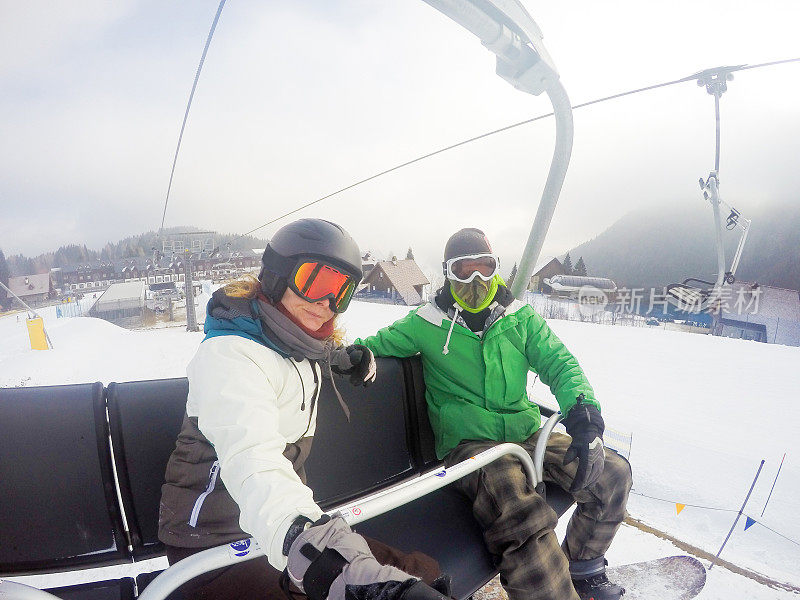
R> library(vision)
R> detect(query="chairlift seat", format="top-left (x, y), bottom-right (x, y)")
top-left (0, 383), bottom-right (128, 575)
top-left (2, 357), bottom-right (574, 600)
top-left (46, 578), bottom-right (137, 600)
top-left (106, 378), bottom-right (190, 559)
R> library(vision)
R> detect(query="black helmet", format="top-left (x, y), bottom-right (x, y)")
top-left (442, 227), bottom-right (493, 275)
top-left (443, 227), bottom-right (492, 262)
top-left (259, 218), bottom-right (362, 304)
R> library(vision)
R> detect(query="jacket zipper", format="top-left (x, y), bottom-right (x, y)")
top-left (300, 363), bottom-right (320, 438)
top-left (188, 460), bottom-right (220, 528)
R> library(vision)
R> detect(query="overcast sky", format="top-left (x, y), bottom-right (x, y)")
top-left (1, 0), bottom-right (798, 276)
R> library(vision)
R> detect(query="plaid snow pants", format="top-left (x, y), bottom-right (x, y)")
top-left (445, 431), bottom-right (632, 600)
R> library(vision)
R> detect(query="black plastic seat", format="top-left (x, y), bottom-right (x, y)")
top-left (47, 578), bottom-right (136, 600)
top-left (309, 356), bottom-right (574, 599)
top-left (305, 357), bottom-right (416, 505)
top-left (0, 383), bottom-right (128, 574)
top-left (106, 378), bottom-right (189, 559)
top-left (135, 572), bottom-right (181, 600)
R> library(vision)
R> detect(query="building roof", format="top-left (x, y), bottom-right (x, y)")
top-left (94, 281), bottom-right (146, 310)
top-left (546, 274), bottom-right (617, 291)
top-left (363, 259), bottom-right (429, 305)
top-left (8, 273), bottom-right (52, 298)
top-left (532, 256), bottom-right (562, 276)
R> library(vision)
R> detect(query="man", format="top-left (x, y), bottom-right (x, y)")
top-left (355, 228), bottom-right (631, 600)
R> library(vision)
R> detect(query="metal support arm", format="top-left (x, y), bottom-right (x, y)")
top-left (421, 0), bottom-right (573, 301)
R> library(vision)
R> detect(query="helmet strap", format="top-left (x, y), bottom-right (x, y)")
top-left (258, 266), bottom-right (287, 304)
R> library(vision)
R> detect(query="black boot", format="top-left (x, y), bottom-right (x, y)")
top-left (571, 572), bottom-right (625, 600)
top-left (570, 557), bottom-right (624, 600)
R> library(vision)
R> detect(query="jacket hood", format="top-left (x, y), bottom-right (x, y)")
top-left (203, 289), bottom-right (291, 357)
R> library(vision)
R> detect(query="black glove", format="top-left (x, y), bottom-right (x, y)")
top-left (285, 515), bottom-right (448, 600)
top-left (561, 395), bottom-right (605, 493)
top-left (330, 344), bottom-right (377, 387)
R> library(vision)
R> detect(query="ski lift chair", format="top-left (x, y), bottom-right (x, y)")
top-left (104, 357), bottom-right (572, 600)
top-left (0, 383), bottom-right (135, 599)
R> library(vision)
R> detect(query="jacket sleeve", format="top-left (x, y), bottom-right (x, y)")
top-left (524, 311), bottom-right (600, 417)
top-left (186, 336), bottom-right (324, 570)
top-left (354, 310), bottom-right (421, 357)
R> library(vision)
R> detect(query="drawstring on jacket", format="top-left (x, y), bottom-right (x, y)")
top-left (442, 304), bottom-right (461, 355)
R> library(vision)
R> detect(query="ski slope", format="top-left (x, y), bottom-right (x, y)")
top-left (1, 298), bottom-right (798, 598)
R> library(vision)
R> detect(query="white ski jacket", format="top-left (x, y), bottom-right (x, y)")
top-left (184, 334), bottom-right (325, 569)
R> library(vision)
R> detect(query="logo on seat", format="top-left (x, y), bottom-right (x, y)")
top-left (230, 539), bottom-right (251, 557)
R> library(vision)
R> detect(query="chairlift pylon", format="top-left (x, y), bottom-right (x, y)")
top-left (664, 67), bottom-right (751, 315)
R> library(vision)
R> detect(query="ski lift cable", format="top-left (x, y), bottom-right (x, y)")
top-left (237, 57), bottom-right (799, 241)
top-left (158, 0), bottom-right (227, 236)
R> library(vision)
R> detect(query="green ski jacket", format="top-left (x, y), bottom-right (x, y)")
top-left (355, 299), bottom-right (598, 459)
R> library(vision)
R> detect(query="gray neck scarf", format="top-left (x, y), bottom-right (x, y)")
top-left (256, 298), bottom-right (350, 420)
top-left (256, 298), bottom-right (333, 361)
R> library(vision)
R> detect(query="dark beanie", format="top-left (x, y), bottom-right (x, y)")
top-left (443, 228), bottom-right (493, 261)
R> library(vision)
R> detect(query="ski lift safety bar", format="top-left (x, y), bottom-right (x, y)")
top-left (137, 414), bottom-right (562, 600)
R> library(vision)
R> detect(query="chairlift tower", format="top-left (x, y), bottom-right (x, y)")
top-left (664, 66), bottom-right (752, 322)
top-left (162, 231), bottom-right (215, 332)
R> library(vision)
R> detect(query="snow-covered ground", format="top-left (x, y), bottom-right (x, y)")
top-left (1, 298), bottom-right (799, 598)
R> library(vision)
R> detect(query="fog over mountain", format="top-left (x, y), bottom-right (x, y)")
top-left (569, 200), bottom-right (800, 292)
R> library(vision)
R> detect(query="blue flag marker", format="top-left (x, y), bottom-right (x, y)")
top-left (744, 516), bottom-right (756, 531)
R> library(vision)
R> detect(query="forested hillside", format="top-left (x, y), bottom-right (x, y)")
top-left (569, 201), bottom-right (800, 291)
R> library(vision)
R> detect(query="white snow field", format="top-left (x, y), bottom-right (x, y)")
top-left (1, 298), bottom-right (799, 598)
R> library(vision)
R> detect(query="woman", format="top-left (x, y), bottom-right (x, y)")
top-left (159, 219), bottom-right (446, 600)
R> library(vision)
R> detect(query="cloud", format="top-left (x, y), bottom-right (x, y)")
top-left (0, 1), bottom-right (136, 78)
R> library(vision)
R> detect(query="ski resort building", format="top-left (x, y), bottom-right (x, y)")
top-left (357, 258), bottom-right (429, 306)
top-left (542, 274), bottom-right (618, 301)
top-left (713, 282), bottom-right (800, 346)
top-left (7, 273), bottom-right (55, 305)
top-left (360, 251), bottom-right (378, 281)
top-left (527, 257), bottom-right (566, 293)
top-left (88, 281), bottom-right (147, 328)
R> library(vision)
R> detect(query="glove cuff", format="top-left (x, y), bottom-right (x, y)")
top-left (400, 579), bottom-right (448, 600)
top-left (283, 515), bottom-right (314, 556)
top-left (563, 402), bottom-right (604, 436)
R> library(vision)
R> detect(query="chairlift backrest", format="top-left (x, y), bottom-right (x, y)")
top-left (0, 383), bottom-right (128, 574)
top-left (106, 378), bottom-right (190, 558)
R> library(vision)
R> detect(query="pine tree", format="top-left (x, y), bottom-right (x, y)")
top-left (406, 247), bottom-right (415, 260)
top-left (575, 256), bottom-right (588, 276)
top-left (563, 252), bottom-right (574, 275)
top-left (507, 262), bottom-right (518, 286)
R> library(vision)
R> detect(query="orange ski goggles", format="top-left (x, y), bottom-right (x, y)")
top-left (290, 260), bottom-right (358, 313)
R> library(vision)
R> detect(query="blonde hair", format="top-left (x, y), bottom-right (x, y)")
top-left (224, 274), bottom-right (261, 299)
top-left (223, 274), bottom-right (345, 344)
